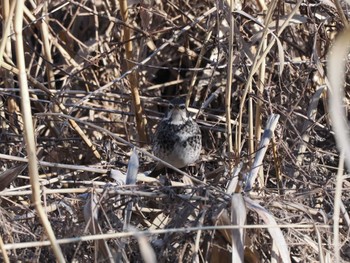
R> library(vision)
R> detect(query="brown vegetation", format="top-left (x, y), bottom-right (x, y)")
top-left (0, 0), bottom-right (349, 262)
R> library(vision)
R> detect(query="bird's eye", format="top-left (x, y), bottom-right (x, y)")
top-left (169, 104), bottom-right (174, 110)
top-left (179, 104), bottom-right (186, 110)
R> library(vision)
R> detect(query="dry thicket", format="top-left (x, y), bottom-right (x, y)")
top-left (0, 0), bottom-right (349, 262)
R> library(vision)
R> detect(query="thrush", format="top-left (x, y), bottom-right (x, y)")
top-left (148, 98), bottom-right (202, 177)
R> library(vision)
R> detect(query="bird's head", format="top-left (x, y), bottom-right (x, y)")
top-left (165, 98), bottom-right (189, 125)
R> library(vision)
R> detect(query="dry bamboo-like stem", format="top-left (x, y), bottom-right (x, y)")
top-left (32, 3), bottom-right (61, 137)
top-left (333, 0), bottom-right (348, 26)
top-left (1, 0), bottom-right (18, 133)
top-left (0, 152), bottom-right (108, 173)
top-left (249, 0), bottom-right (303, 75)
top-left (0, 234), bottom-right (10, 263)
top-left (256, 0), bottom-right (267, 11)
top-left (236, 0), bottom-right (302, 156)
top-left (0, 187), bottom-right (208, 201)
top-left (327, 25), bottom-right (350, 262)
top-left (271, 137), bottom-right (282, 192)
top-left (0, 0), bottom-right (15, 67)
top-left (255, 28), bottom-right (267, 187)
top-left (244, 114), bottom-right (280, 192)
top-left (225, 0), bottom-right (234, 165)
top-left (119, 0), bottom-right (148, 144)
top-left (333, 152), bottom-right (344, 263)
top-left (235, 0), bottom-right (277, 155)
top-left (0, 0), bottom-right (12, 131)
top-left (2, 223), bottom-right (333, 251)
top-left (254, 39), bottom-right (266, 145)
top-left (39, 2), bottom-right (56, 91)
top-left (230, 194), bottom-right (246, 262)
top-left (248, 94), bottom-right (254, 161)
top-left (14, 1), bottom-right (65, 262)
top-left (192, 210), bottom-right (206, 262)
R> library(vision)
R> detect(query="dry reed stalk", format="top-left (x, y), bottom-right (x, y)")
top-left (0, 0), bottom-right (15, 67)
top-left (327, 24), bottom-right (350, 262)
top-left (295, 86), bottom-right (326, 167)
top-left (2, 223), bottom-right (333, 251)
top-left (333, 0), bottom-right (348, 26)
top-left (248, 96), bottom-right (253, 162)
top-left (0, 0), bottom-right (14, 132)
top-left (333, 152), bottom-right (344, 263)
top-left (29, 3), bottom-right (61, 137)
top-left (0, 234), bottom-right (9, 263)
top-left (254, 41), bottom-right (266, 144)
top-left (119, 0), bottom-right (148, 144)
top-left (14, 1), bottom-right (64, 261)
top-left (236, 0), bottom-right (302, 162)
top-left (0, 0), bottom-right (19, 134)
top-left (271, 138), bottom-right (282, 192)
top-left (244, 114), bottom-right (280, 191)
top-left (225, 0), bottom-right (234, 169)
top-left (0, 153), bottom-right (108, 174)
top-left (255, 37), bottom-right (267, 187)
top-left (192, 210), bottom-right (206, 261)
top-left (255, 0), bottom-right (267, 11)
top-left (230, 194), bottom-right (247, 262)
top-left (236, 0), bottom-right (278, 157)
top-left (250, 0), bottom-right (303, 71)
top-left (40, 2), bottom-right (56, 91)
top-left (0, 187), bottom-right (208, 202)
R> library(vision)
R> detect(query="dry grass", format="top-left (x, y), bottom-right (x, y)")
top-left (0, 0), bottom-right (349, 262)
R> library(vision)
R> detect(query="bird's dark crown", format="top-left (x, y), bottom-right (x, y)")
top-left (168, 97), bottom-right (186, 111)
top-left (170, 97), bottom-right (186, 105)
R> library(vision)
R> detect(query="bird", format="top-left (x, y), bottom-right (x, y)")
top-left (148, 97), bottom-right (202, 178)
